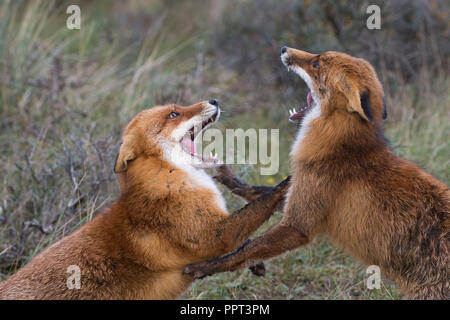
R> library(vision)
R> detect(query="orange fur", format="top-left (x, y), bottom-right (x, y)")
top-left (0, 101), bottom-right (288, 299)
top-left (184, 49), bottom-right (449, 299)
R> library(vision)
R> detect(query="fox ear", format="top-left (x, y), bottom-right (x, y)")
top-left (114, 135), bottom-right (136, 173)
top-left (341, 80), bottom-right (373, 123)
top-left (359, 91), bottom-right (374, 123)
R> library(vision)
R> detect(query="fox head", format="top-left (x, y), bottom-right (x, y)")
top-left (281, 47), bottom-right (387, 127)
top-left (114, 100), bottom-right (220, 174)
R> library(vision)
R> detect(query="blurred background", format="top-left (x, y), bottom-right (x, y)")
top-left (0, 0), bottom-right (448, 299)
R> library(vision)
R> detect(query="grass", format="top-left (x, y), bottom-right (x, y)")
top-left (0, 0), bottom-right (448, 299)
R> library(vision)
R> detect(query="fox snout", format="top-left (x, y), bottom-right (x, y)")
top-left (181, 99), bottom-right (220, 120)
top-left (173, 100), bottom-right (220, 121)
top-left (202, 99), bottom-right (220, 119)
top-left (280, 46), bottom-right (319, 70)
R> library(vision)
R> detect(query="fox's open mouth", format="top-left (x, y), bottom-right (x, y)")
top-left (281, 53), bottom-right (318, 125)
top-left (288, 90), bottom-right (314, 124)
top-left (179, 109), bottom-right (219, 163)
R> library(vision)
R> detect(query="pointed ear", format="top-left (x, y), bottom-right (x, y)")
top-left (340, 80), bottom-right (373, 123)
top-left (114, 135), bottom-right (136, 173)
top-left (359, 91), bottom-right (374, 123)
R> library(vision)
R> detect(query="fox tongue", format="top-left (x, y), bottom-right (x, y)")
top-left (181, 137), bottom-right (195, 154)
top-left (307, 90), bottom-right (312, 106)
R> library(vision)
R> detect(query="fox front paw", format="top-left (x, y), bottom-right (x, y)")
top-left (249, 262), bottom-right (266, 277)
top-left (183, 262), bottom-right (214, 280)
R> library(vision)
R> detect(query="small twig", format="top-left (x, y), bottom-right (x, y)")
top-left (51, 56), bottom-right (65, 103)
top-left (26, 78), bottom-right (50, 89)
top-left (23, 219), bottom-right (52, 235)
top-left (0, 246), bottom-right (12, 257)
top-left (68, 194), bottom-right (87, 209)
top-left (25, 154), bottom-right (41, 185)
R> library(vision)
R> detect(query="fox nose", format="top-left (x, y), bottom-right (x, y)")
top-left (209, 99), bottom-right (219, 106)
top-left (281, 46), bottom-right (288, 54)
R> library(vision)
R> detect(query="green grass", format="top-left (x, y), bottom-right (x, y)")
top-left (0, 0), bottom-right (448, 299)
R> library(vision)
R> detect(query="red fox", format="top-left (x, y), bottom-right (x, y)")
top-left (0, 100), bottom-right (289, 299)
top-left (184, 48), bottom-right (450, 299)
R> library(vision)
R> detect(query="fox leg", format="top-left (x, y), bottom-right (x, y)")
top-left (215, 174), bottom-right (290, 277)
top-left (188, 176), bottom-right (290, 259)
top-left (184, 223), bottom-right (309, 279)
top-left (213, 177), bottom-right (290, 250)
top-left (214, 165), bottom-right (289, 208)
top-left (182, 176), bottom-right (290, 277)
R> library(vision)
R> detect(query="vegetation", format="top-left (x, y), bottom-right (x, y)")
top-left (0, 0), bottom-right (448, 299)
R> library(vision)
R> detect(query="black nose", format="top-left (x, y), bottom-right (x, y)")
top-left (209, 99), bottom-right (218, 106)
top-left (281, 46), bottom-right (288, 54)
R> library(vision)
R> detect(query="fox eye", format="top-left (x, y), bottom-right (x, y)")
top-left (312, 60), bottom-right (319, 69)
top-left (168, 111), bottom-right (180, 119)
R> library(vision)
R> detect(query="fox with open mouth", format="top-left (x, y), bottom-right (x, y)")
top-left (0, 99), bottom-right (289, 299)
top-left (185, 48), bottom-right (449, 300)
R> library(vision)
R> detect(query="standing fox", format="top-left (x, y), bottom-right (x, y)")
top-left (0, 100), bottom-right (288, 299)
top-left (184, 48), bottom-right (450, 299)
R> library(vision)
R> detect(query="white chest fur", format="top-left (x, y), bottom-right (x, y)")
top-left (158, 140), bottom-right (227, 212)
top-left (290, 105), bottom-right (321, 157)
top-left (168, 155), bottom-right (227, 212)
top-left (181, 163), bottom-right (227, 212)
